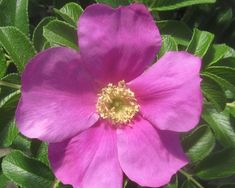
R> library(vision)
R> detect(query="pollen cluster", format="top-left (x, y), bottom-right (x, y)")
top-left (96, 80), bottom-right (139, 125)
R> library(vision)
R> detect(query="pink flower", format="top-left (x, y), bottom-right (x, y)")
top-left (16, 3), bottom-right (202, 188)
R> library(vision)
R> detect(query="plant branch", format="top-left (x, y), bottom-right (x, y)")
top-left (0, 80), bottom-right (21, 89)
top-left (180, 169), bottom-right (204, 188)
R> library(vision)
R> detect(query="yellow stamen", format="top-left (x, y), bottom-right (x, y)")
top-left (96, 80), bottom-right (139, 126)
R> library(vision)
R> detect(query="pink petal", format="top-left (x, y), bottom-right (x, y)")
top-left (78, 4), bottom-right (161, 85)
top-left (128, 51), bottom-right (203, 132)
top-left (117, 117), bottom-right (188, 187)
top-left (16, 47), bottom-right (99, 143)
top-left (49, 121), bottom-right (123, 188)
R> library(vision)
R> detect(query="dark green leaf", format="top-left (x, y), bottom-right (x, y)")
top-left (202, 72), bottom-right (235, 97)
top-left (182, 125), bottom-right (215, 163)
top-left (181, 180), bottom-right (197, 188)
top-left (54, 2), bottom-right (83, 27)
top-left (158, 35), bottom-right (178, 58)
top-left (202, 104), bottom-right (235, 147)
top-left (32, 17), bottom-right (55, 52)
top-left (0, 90), bottom-right (20, 147)
top-left (218, 184), bottom-right (235, 188)
top-left (0, 27), bottom-right (36, 72)
top-left (11, 135), bottom-right (31, 155)
top-left (201, 74), bottom-right (226, 110)
top-left (216, 57), bottom-right (235, 68)
top-left (95, 0), bottom-right (130, 7)
top-left (205, 66), bottom-right (235, 88)
top-left (204, 44), bottom-right (230, 66)
top-left (0, 73), bottom-right (20, 100)
top-left (0, 48), bottom-right (6, 78)
top-left (0, 0), bottom-right (29, 35)
top-left (149, 0), bottom-right (216, 11)
top-left (157, 20), bottom-right (192, 46)
top-left (187, 28), bottom-right (214, 57)
top-left (227, 102), bottom-right (235, 117)
top-left (195, 148), bottom-right (235, 180)
top-left (43, 20), bottom-right (78, 50)
top-left (2, 151), bottom-right (54, 188)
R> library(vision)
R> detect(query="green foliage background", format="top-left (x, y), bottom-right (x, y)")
top-left (0, 0), bottom-right (235, 188)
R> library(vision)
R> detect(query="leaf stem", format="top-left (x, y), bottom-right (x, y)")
top-left (0, 80), bottom-right (21, 89)
top-left (52, 179), bottom-right (60, 188)
top-left (180, 169), bottom-right (204, 188)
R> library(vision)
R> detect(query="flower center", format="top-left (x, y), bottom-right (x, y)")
top-left (96, 80), bottom-right (139, 125)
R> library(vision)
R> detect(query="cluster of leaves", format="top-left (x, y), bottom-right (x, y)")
top-left (0, 0), bottom-right (234, 188)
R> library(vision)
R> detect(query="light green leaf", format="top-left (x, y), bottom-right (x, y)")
top-left (33, 17), bottom-right (55, 52)
top-left (0, 0), bottom-right (29, 35)
top-left (182, 125), bottom-right (215, 163)
top-left (0, 27), bottom-right (36, 72)
top-left (195, 148), bottom-right (235, 180)
top-left (158, 35), bottom-right (178, 58)
top-left (157, 20), bottom-right (192, 46)
top-left (43, 20), bottom-right (78, 50)
top-left (187, 28), bottom-right (214, 57)
top-left (202, 104), bottom-right (235, 147)
top-left (54, 2), bottom-right (83, 27)
top-left (149, 0), bottom-right (216, 11)
top-left (2, 151), bottom-right (54, 188)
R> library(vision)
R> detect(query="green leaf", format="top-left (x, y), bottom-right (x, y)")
top-left (211, 8), bottom-right (233, 37)
top-left (202, 72), bottom-right (235, 97)
top-left (95, 0), bottom-right (130, 7)
top-left (0, 27), bottom-right (36, 72)
top-left (227, 102), bottom-right (235, 117)
top-left (157, 20), bottom-right (192, 46)
top-left (216, 57), bottom-right (235, 68)
top-left (11, 135), bottom-right (31, 155)
top-left (0, 73), bottom-right (20, 99)
top-left (0, 148), bottom-right (12, 158)
top-left (32, 17), bottom-right (55, 52)
top-left (181, 180), bottom-right (197, 188)
top-left (43, 20), bottom-right (78, 50)
top-left (0, 90), bottom-right (20, 147)
top-left (187, 28), bottom-right (214, 57)
top-left (36, 142), bottom-right (49, 166)
top-left (182, 125), bottom-right (215, 163)
top-left (149, 0), bottom-right (216, 11)
top-left (158, 35), bottom-right (178, 58)
top-left (201, 74), bottom-right (226, 111)
top-left (1, 177), bottom-right (15, 188)
top-left (0, 48), bottom-right (6, 78)
top-left (218, 184), bottom-right (235, 188)
top-left (2, 150), bottom-right (54, 188)
top-left (54, 2), bottom-right (83, 27)
top-left (202, 104), bottom-right (235, 147)
top-left (203, 44), bottom-right (230, 66)
top-left (205, 66), bottom-right (235, 88)
top-left (0, 0), bottom-right (29, 35)
top-left (195, 148), bottom-right (235, 180)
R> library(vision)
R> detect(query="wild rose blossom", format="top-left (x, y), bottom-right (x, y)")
top-left (16, 3), bottom-right (202, 188)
